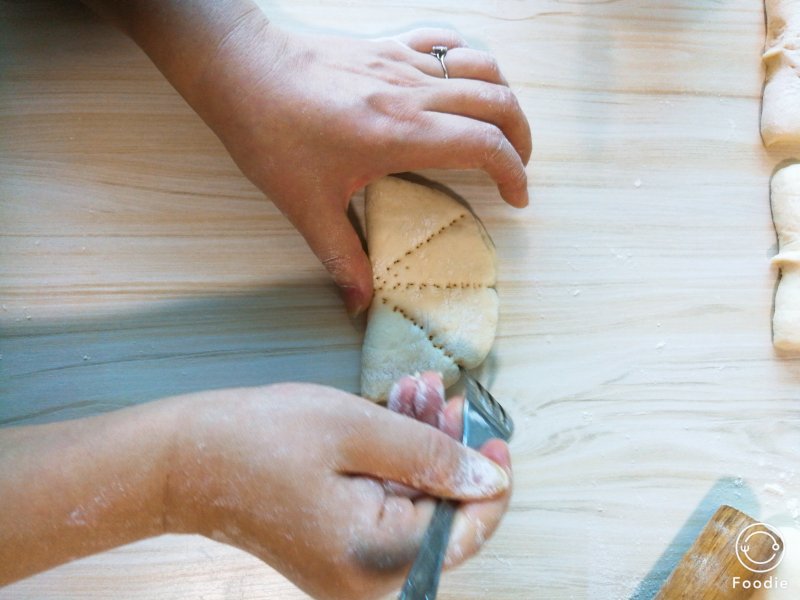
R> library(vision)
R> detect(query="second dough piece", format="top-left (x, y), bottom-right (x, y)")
top-left (762, 0), bottom-right (800, 146)
top-left (772, 163), bottom-right (800, 351)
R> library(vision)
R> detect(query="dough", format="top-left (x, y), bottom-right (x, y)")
top-left (772, 164), bottom-right (800, 351)
top-left (360, 176), bottom-right (498, 401)
top-left (761, 0), bottom-right (800, 146)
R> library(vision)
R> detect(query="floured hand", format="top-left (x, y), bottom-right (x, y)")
top-left (166, 378), bottom-right (512, 600)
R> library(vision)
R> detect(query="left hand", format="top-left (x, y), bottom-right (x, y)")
top-left (189, 19), bottom-right (532, 315)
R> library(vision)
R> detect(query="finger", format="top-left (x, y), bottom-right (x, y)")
top-left (387, 372), bottom-right (445, 427)
top-left (445, 439), bottom-right (512, 569)
top-left (393, 27), bottom-right (468, 54)
top-left (396, 112), bottom-right (529, 207)
top-left (441, 396), bottom-right (464, 440)
top-left (406, 47), bottom-right (509, 86)
top-left (442, 48), bottom-right (509, 85)
top-left (350, 495), bottom-right (437, 573)
top-left (384, 371), bottom-right (446, 498)
top-left (382, 480), bottom-right (421, 498)
top-left (292, 203), bottom-right (373, 316)
top-left (337, 411), bottom-right (509, 500)
top-left (415, 396), bottom-right (467, 497)
top-left (387, 376), bottom-right (418, 418)
top-left (424, 79), bottom-right (531, 165)
top-left (355, 441), bottom-right (512, 573)
top-left (414, 372), bottom-right (445, 426)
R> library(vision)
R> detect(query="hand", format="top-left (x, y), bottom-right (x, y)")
top-left (166, 375), bottom-right (512, 600)
top-left (190, 17), bottom-right (532, 315)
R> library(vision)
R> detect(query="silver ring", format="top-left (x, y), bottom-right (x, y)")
top-left (430, 45), bottom-right (449, 79)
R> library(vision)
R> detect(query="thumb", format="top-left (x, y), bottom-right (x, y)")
top-left (294, 202), bottom-right (373, 316)
top-left (337, 409), bottom-right (509, 500)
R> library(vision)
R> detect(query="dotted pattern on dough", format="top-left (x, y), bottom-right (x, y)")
top-left (371, 210), bottom-right (489, 368)
top-left (374, 212), bottom-right (488, 292)
top-left (379, 281), bottom-right (489, 292)
top-left (374, 213), bottom-right (467, 282)
top-left (381, 299), bottom-right (459, 364)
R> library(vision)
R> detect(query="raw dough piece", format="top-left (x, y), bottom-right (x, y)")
top-left (762, 0), bottom-right (800, 146)
top-left (772, 164), bottom-right (800, 351)
top-left (360, 177), bottom-right (498, 401)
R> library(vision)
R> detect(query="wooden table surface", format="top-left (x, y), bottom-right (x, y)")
top-left (2, 1), bottom-right (800, 598)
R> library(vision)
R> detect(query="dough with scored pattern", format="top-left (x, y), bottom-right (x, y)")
top-left (360, 176), bottom-right (498, 401)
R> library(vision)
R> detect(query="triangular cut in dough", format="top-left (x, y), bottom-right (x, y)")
top-left (361, 176), bottom-right (498, 401)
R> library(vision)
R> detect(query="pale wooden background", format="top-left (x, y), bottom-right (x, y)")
top-left (2, 0), bottom-right (800, 598)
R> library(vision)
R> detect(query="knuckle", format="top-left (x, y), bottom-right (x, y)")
top-left (480, 51), bottom-right (501, 76)
top-left (494, 86), bottom-right (515, 113)
top-left (474, 124), bottom-right (505, 160)
top-left (443, 28), bottom-right (468, 47)
top-left (423, 432), bottom-right (461, 484)
top-left (375, 38), bottom-right (408, 61)
top-left (425, 27), bottom-right (467, 47)
top-left (364, 91), bottom-right (422, 136)
top-left (365, 89), bottom-right (406, 118)
top-left (471, 124), bottom-right (526, 188)
top-left (321, 253), bottom-right (352, 280)
top-left (481, 84), bottom-right (516, 117)
top-left (365, 89), bottom-right (392, 112)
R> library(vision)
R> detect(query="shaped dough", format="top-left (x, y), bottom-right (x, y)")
top-left (762, 0), bottom-right (800, 146)
top-left (772, 164), bottom-right (800, 351)
top-left (360, 177), bottom-right (498, 401)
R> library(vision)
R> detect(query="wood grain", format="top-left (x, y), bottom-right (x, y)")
top-left (654, 505), bottom-right (777, 600)
top-left (2, 1), bottom-right (800, 599)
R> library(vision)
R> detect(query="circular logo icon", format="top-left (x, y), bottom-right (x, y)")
top-left (735, 523), bottom-right (784, 573)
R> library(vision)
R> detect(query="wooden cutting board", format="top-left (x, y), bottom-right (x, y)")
top-left (1, 1), bottom-right (799, 598)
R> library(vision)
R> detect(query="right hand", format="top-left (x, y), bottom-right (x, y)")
top-left (165, 377), bottom-right (512, 600)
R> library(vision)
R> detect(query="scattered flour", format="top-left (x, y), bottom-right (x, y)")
top-left (765, 483), bottom-right (787, 497)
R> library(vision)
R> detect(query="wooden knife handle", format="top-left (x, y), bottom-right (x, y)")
top-left (655, 505), bottom-right (784, 600)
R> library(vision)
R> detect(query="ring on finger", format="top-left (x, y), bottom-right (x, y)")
top-left (430, 45), bottom-right (449, 79)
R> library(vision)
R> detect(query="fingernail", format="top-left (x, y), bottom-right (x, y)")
top-left (387, 380), bottom-right (403, 412)
top-left (455, 451), bottom-right (509, 497)
top-left (418, 371), bottom-right (445, 401)
top-left (342, 286), bottom-right (367, 318)
top-left (494, 442), bottom-right (511, 468)
top-left (411, 372), bottom-right (438, 397)
top-left (412, 375), bottom-right (427, 409)
top-left (435, 378), bottom-right (445, 402)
